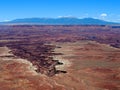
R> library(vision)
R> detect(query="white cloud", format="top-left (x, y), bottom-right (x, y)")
top-left (3, 20), bottom-right (11, 22)
top-left (58, 15), bottom-right (75, 18)
top-left (100, 13), bottom-right (107, 17)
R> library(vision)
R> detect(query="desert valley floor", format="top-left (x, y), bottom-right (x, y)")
top-left (0, 25), bottom-right (120, 90)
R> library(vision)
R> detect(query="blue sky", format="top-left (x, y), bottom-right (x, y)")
top-left (0, 0), bottom-right (120, 22)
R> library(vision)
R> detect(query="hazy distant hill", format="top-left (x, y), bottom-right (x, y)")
top-left (0, 17), bottom-right (119, 25)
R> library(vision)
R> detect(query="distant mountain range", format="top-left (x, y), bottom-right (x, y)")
top-left (0, 17), bottom-right (119, 25)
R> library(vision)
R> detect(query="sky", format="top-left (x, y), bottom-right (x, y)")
top-left (0, 0), bottom-right (120, 22)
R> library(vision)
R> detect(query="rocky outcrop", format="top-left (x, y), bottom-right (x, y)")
top-left (6, 42), bottom-right (66, 76)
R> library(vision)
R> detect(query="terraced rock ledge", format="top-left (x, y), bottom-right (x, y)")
top-left (2, 41), bottom-right (67, 77)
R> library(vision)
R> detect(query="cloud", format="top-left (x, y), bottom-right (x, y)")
top-left (100, 13), bottom-right (107, 17)
top-left (3, 20), bottom-right (11, 22)
top-left (58, 15), bottom-right (76, 18)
